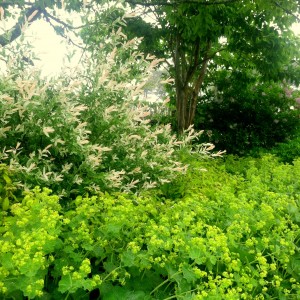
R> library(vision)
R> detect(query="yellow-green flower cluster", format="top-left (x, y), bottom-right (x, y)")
top-left (0, 188), bottom-right (62, 299)
top-left (1, 154), bottom-right (300, 299)
top-left (58, 258), bottom-right (103, 294)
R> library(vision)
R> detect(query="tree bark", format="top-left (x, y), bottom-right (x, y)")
top-left (174, 37), bottom-right (212, 132)
top-left (186, 41), bottom-right (211, 128)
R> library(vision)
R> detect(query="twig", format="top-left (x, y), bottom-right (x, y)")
top-left (45, 18), bottom-right (85, 50)
top-left (272, 1), bottom-right (300, 23)
top-left (43, 10), bottom-right (93, 30)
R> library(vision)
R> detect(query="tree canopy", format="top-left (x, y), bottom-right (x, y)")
top-left (123, 0), bottom-right (300, 131)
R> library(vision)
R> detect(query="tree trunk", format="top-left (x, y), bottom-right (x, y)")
top-left (174, 38), bottom-right (211, 133)
top-left (186, 49), bottom-right (210, 127)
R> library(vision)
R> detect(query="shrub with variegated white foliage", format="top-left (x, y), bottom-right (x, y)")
top-left (0, 16), bottom-right (211, 199)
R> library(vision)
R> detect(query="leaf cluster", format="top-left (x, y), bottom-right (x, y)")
top-left (270, 130), bottom-right (300, 164)
top-left (0, 164), bottom-right (18, 212)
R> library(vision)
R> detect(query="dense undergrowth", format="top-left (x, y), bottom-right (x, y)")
top-left (0, 154), bottom-right (299, 299)
top-left (195, 69), bottom-right (300, 155)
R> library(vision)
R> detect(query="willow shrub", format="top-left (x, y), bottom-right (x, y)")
top-left (1, 154), bottom-right (299, 299)
top-left (0, 16), bottom-right (206, 199)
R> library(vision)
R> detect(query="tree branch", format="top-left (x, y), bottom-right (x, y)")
top-left (185, 38), bottom-right (201, 86)
top-left (272, 1), bottom-right (300, 23)
top-left (44, 16), bottom-right (85, 50)
top-left (186, 40), bottom-right (212, 126)
top-left (0, 4), bottom-right (90, 48)
top-left (0, 5), bottom-right (43, 47)
top-left (206, 46), bottom-right (227, 61)
top-left (42, 10), bottom-right (91, 30)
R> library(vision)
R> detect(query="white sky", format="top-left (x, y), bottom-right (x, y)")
top-left (292, 22), bottom-right (300, 36)
top-left (25, 19), bottom-right (83, 77)
top-left (0, 11), bottom-right (83, 78)
top-left (29, 21), bottom-right (69, 76)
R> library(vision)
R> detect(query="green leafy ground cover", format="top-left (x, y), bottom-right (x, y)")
top-left (0, 154), bottom-right (299, 299)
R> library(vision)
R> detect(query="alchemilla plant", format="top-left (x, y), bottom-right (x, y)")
top-left (0, 155), bottom-right (299, 299)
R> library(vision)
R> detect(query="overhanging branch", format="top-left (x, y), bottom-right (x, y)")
top-left (0, 5), bottom-right (43, 47)
top-left (0, 4), bottom-right (90, 48)
top-left (126, 0), bottom-right (242, 7)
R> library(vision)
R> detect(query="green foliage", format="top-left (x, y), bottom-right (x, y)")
top-left (270, 130), bottom-right (300, 164)
top-left (3, 0), bottom-right (300, 133)
top-left (1, 154), bottom-right (300, 299)
top-left (196, 71), bottom-right (300, 155)
top-left (0, 164), bottom-right (18, 212)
